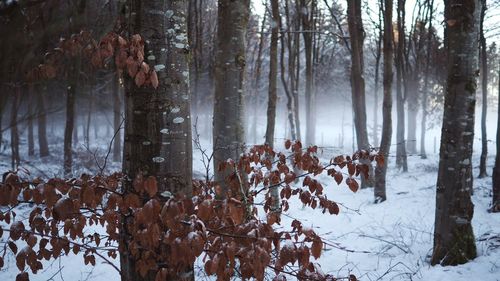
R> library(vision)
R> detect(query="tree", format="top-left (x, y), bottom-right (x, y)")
top-left (492, 61), bottom-right (500, 213)
top-left (300, 0), bottom-right (316, 146)
top-left (478, 0), bottom-right (488, 178)
top-left (120, 0), bottom-right (193, 280)
top-left (395, 0), bottom-right (408, 172)
top-left (347, 0), bottom-right (373, 187)
top-left (431, 0), bottom-right (481, 266)
top-left (420, 0), bottom-right (435, 160)
top-left (374, 0), bottom-right (393, 203)
top-left (265, 0), bottom-right (280, 148)
top-left (213, 0), bottom-right (250, 193)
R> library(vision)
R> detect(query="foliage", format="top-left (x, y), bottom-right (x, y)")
top-left (0, 141), bottom-right (381, 281)
top-left (25, 31), bottom-right (159, 89)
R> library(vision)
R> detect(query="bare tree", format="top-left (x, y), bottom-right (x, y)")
top-left (395, 0), bottom-right (408, 171)
top-left (347, 0), bottom-right (373, 187)
top-left (374, 0), bottom-right (393, 203)
top-left (120, 1), bottom-right (193, 280)
top-left (431, 0), bottom-right (481, 266)
top-left (479, 0), bottom-right (488, 178)
top-left (492, 61), bottom-right (500, 213)
top-left (213, 0), bottom-right (250, 193)
top-left (265, 0), bottom-right (280, 147)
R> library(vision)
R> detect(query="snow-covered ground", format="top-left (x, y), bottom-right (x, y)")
top-left (0, 113), bottom-right (499, 280)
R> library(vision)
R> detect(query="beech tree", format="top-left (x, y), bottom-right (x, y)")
top-left (431, 0), bottom-right (481, 266)
top-left (493, 61), bottom-right (500, 213)
top-left (213, 0), bottom-right (250, 193)
top-left (347, 0), bottom-right (373, 188)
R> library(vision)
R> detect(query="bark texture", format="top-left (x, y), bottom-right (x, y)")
top-left (395, 0), bottom-right (408, 172)
top-left (265, 0), bottom-right (279, 148)
top-left (431, 0), bottom-right (480, 266)
top-left (63, 82), bottom-right (75, 177)
top-left (374, 0), bottom-right (393, 203)
top-left (347, 0), bottom-right (373, 188)
top-left (213, 0), bottom-right (250, 193)
top-left (121, 1), bottom-right (193, 280)
top-left (478, 1), bottom-right (487, 178)
top-left (492, 62), bottom-right (500, 212)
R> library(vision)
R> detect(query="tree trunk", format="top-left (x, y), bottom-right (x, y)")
top-left (373, 2), bottom-right (383, 147)
top-left (281, 27), bottom-right (297, 141)
top-left (478, 2), bottom-right (487, 178)
top-left (293, 1), bottom-right (302, 142)
top-left (10, 87), bottom-right (21, 170)
top-left (85, 88), bottom-right (93, 147)
top-left (27, 85), bottom-right (35, 156)
top-left (347, 0), bottom-right (373, 188)
top-left (395, 0), bottom-right (408, 172)
top-left (121, 1), bottom-right (193, 280)
top-left (420, 0), bottom-right (434, 160)
top-left (406, 81), bottom-right (418, 155)
top-left (37, 85), bottom-right (50, 157)
top-left (301, 0), bottom-right (315, 146)
top-left (265, 0), bottom-right (279, 148)
top-left (113, 72), bottom-right (122, 162)
top-left (374, 0), bottom-right (393, 203)
top-left (492, 62), bottom-right (500, 212)
top-left (251, 8), bottom-right (267, 144)
top-left (430, 0), bottom-right (481, 266)
top-left (64, 82), bottom-right (76, 177)
top-left (213, 0), bottom-right (250, 194)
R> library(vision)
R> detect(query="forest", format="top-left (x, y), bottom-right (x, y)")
top-left (0, 0), bottom-right (499, 280)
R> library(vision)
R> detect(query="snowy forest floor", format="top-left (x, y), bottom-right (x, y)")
top-left (0, 135), bottom-right (499, 281)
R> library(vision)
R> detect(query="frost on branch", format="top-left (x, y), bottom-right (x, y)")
top-left (0, 141), bottom-right (381, 281)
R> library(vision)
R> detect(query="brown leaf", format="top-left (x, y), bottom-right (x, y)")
top-left (150, 70), bottom-right (159, 89)
top-left (10, 221), bottom-right (25, 241)
top-left (333, 172), bottom-right (343, 185)
top-left (346, 178), bottom-right (359, 193)
top-left (54, 198), bottom-right (75, 220)
top-left (135, 70), bottom-right (146, 87)
top-left (311, 238), bottom-right (322, 259)
top-left (16, 272), bottom-right (29, 281)
top-left (347, 162), bottom-right (355, 176)
top-left (144, 176), bottom-right (158, 197)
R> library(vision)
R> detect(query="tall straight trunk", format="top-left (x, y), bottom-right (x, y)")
top-left (64, 82), bottom-right (76, 177)
top-left (293, 11), bottom-right (302, 141)
top-left (267, 0), bottom-right (281, 212)
top-left (27, 85), bottom-right (35, 156)
top-left (395, 0), bottom-right (408, 172)
top-left (420, 0), bottom-right (434, 160)
top-left (347, 0), bottom-right (373, 188)
top-left (431, 0), bottom-right (481, 266)
top-left (121, 1), bottom-right (193, 280)
top-left (492, 62), bottom-right (500, 212)
top-left (265, 0), bottom-right (279, 147)
top-left (373, 2), bottom-right (383, 147)
top-left (85, 88), bottom-right (93, 147)
top-left (251, 9), bottom-right (267, 144)
top-left (375, 0), bottom-right (393, 203)
top-left (11, 87), bottom-right (21, 170)
top-left (280, 22), bottom-right (297, 141)
top-left (213, 0), bottom-right (250, 193)
top-left (283, 0), bottom-right (298, 141)
top-left (112, 72), bottom-right (122, 162)
top-left (406, 81), bottom-right (418, 154)
top-left (301, 0), bottom-right (315, 146)
top-left (37, 85), bottom-right (50, 157)
top-left (478, 2), bottom-right (487, 178)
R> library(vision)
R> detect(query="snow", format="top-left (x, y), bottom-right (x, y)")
top-left (0, 111), bottom-right (499, 281)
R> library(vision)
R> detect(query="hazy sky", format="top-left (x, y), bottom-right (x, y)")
top-left (252, 0), bottom-right (500, 42)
